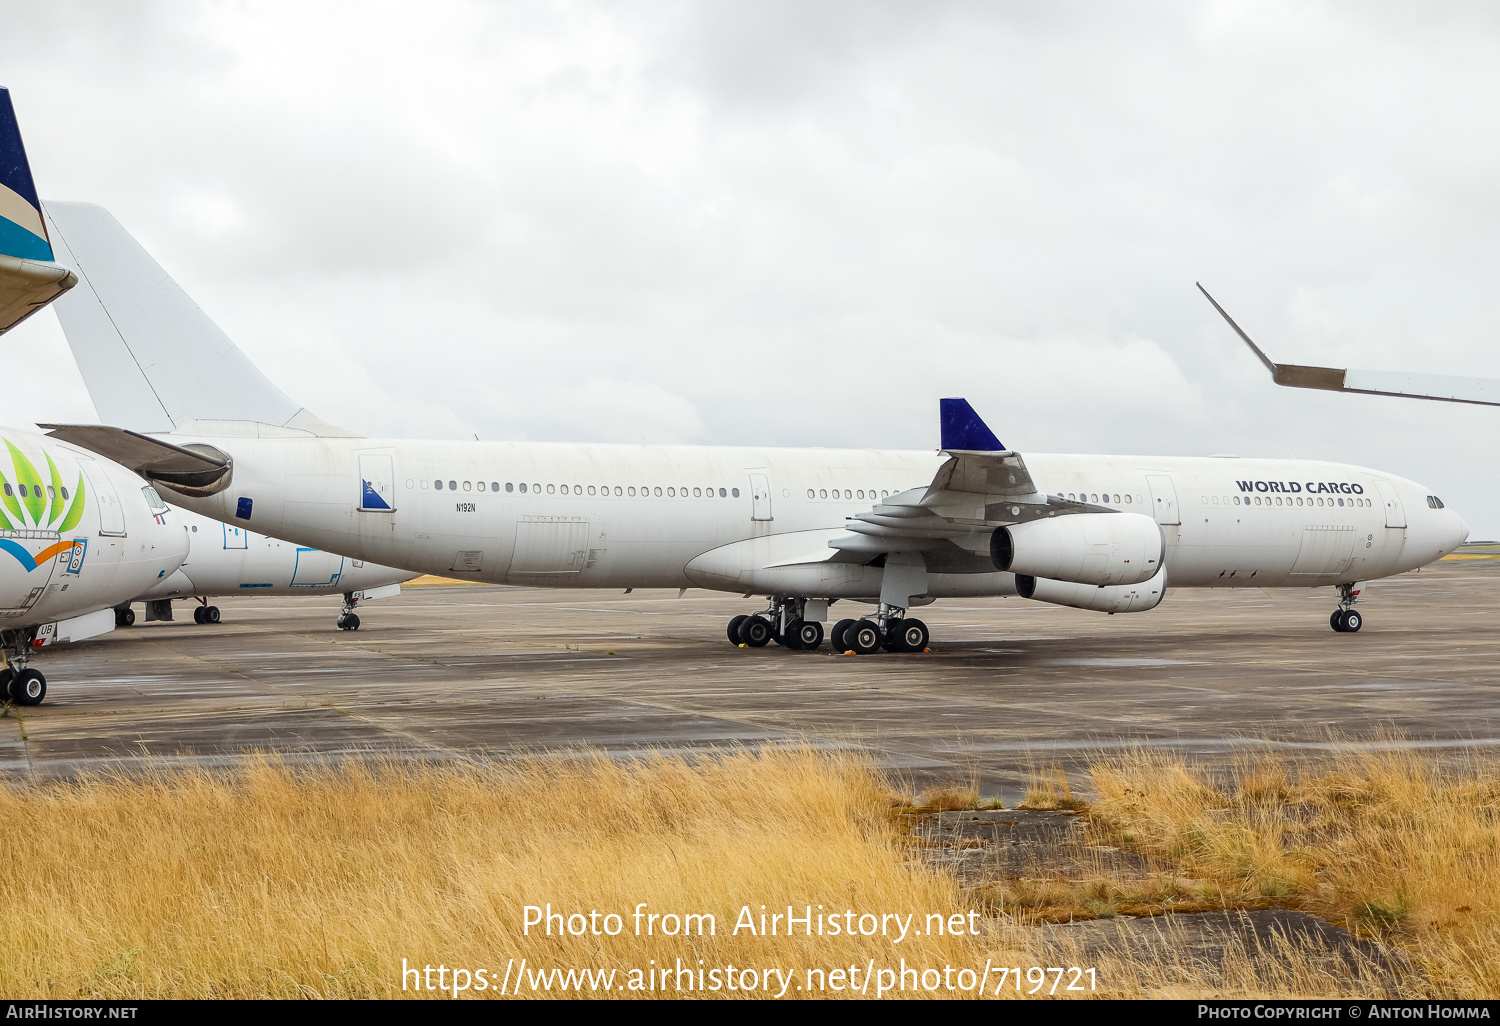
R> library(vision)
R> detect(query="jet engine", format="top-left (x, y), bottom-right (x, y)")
top-left (990, 512), bottom-right (1163, 586)
top-left (1016, 566), bottom-right (1167, 614)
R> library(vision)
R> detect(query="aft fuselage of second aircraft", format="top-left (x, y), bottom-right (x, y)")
top-left (155, 436), bottom-right (1466, 598)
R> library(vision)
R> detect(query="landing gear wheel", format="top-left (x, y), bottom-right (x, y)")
top-left (882, 617), bottom-right (906, 652)
top-left (193, 606), bottom-right (206, 625)
top-left (0, 668), bottom-right (11, 702)
top-left (1330, 610), bottom-right (1346, 632)
top-left (727, 615), bottom-right (749, 644)
top-left (336, 612), bottom-right (361, 632)
top-left (780, 619), bottom-right (804, 650)
top-left (206, 606), bottom-right (221, 624)
top-left (849, 619), bottom-right (883, 655)
top-left (116, 607), bottom-right (135, 628)
top-left (896, 618), bottom-right (929, 652)
top-left (738, 616), bottom-right (772, 647)
top-left (830, 618), bottom-right (856, 652)
top-left (11, 668), bottom-right (45, 707)
top-left (1341, 609), bottom-right (1361, 633)
top-left (793, 620), bottom-right (824, 651)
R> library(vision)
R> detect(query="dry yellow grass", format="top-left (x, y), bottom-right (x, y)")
top-left (2, 743), bottom-right (1491, 999)
top-left (0, 748), bottom-right (1001, 999)
top-left (1081, 746), bottom-right (1500, 996)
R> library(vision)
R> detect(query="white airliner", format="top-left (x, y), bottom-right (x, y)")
top-left (38, 201), bottom-right (1468, 653)
top-left (0, 90), bottom-right (189, 705)
top-left (118, 505), bottom-right (412, 630)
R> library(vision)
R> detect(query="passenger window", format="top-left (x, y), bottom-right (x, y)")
top-left (881, 490), bottom-right (888, 498)
top-left (533, 483), bottom-right (540, 494)
top-left (654, 487), bottom-right (663, 497)
top-left (477, 482), bottom-right (485, 491)
top-left (694, 487), bottom-right (702, 497)
top-left (807, 489), bottom-right (815, 498)
top-left (463, 481), bottom-right (472, 491)
top-left (60, 487), bottom-right (69, 500)
top-left (434, 480), bottom-right (443, 491)
top-left (547, 484), bottom-right (555, 494)
top-left (506, 482), bottom-right (514, 492)
top-left (492, 482), bottom-right (500, 492)
top-left (1124, 495), bottom-right (1131, 503)
top-left (518, 483), bottom-right (526, 493)
top-left (819, 489), bottom-right (827, 498)
top-left (627, 486), bottom-right (635, 496)
top-left (732, 488), bottom-right (740, 498)
top-left (667, 487), bottom-right (675, 497)
top-left (1233, 496), bottom-right (1240, 505)
top-left (449, 480), bottom-right (457, 490)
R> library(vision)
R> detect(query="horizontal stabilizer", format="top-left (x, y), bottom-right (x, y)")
top-left (1199, 282), bottom-right (1500, 408)
top-left (41, 424), bottom-right (233, 496)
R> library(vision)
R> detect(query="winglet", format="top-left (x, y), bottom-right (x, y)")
top-left (1197, 283), bottom-right (1347, 391)
top-left (939, 397), bottom-right (1004, 452)
top-left (0, 88), bottom-right (52, 261)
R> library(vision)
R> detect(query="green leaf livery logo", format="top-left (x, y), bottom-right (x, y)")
top-left (0, 439), bottom-right (87, 572)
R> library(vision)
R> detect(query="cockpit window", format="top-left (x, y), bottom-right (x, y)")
top-left (141, 485), bottom-right (170, 513)
top-left (1427, 495), bottom-right (1446, 509)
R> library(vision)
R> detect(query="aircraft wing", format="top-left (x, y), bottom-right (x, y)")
top-left (1200, 283), bottom-right (1500, 407)
top-left (825, 399), bottom-right (1109, 570)
top-left (0, 89), bottom-right (76, 334)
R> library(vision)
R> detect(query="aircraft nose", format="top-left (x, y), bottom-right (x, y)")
top-left (1448, 510), bottom-right (1470, 553)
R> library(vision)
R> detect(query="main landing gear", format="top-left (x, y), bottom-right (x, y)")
top-left (192, 598), bottom-right (222, 625)
top-left (1, 629), bottom-right (45, 706)
top-left (114, 603), bottom-right (136, 627)
top-left (336, 591), bottom-right (361, 632)
top-left (727, 597), bottom-right (825, 651)
top-left (726, 598), bottom-right (930, 654)
top-left (1330, 582), bottom-right (1363, 633)
top-left (830, 606), bottom-right (929, 655)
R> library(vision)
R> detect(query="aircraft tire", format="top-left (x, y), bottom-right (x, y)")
top-left (1343, 610), bottom-right (1362, 633)
top-left (193, 606), bottom-right (205, 625)
top-left (780, 619), bottom-right (805, 650)
top-left (206, 606), bottom-right (221, 624)
top-left (116, 608), bottom-right (136, 628)
top-left (12, 669), bottom-right (45, 707)
top-left (727, 615), bottom-right (748, 644)
top-left (849, 619), bottom-right (883, 655)
top-left (1331, 610), bottom-right (1347, 632)
top-left (897, 618), bottom-right (929, 652)
top-left (882, 617), bottom-right (906, 652)
top-left (794, 620), bottom-right (824, 651)
top-left (739, 616), bottom-right (772, 648)
top-left (0, 668), bottom-right (12, 701)
top-left (830, 619), bottom-right (855, 652)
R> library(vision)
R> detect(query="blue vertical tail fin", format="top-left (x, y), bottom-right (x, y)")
top-left (0, 88), bottom-right (53, 261)
top-left (0, 88), bottom-right (75, 336)
top-left (939, 397), bottom-right (1005, 452)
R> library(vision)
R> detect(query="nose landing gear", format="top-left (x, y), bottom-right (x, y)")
top-left (1, 630), bottom-right (45, 706)
top-left (1330, 582), bottom-right (1365, 633)
top-left (336, 591), bottom-right (361, 631)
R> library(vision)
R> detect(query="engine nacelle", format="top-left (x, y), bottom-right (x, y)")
top-left (1016, 566), bottom-right (1167, 614)
top-left (991, 512), bottom-right (1163, 586)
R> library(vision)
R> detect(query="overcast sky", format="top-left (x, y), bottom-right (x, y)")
top-left (6, 2), bottom-right (1500, 534)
